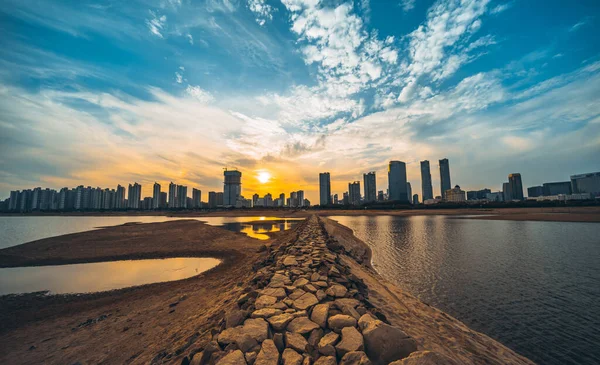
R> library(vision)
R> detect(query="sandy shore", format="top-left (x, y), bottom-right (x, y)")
top-left (3, 206), bottom-right (599, 222)
top-left (0, 217), bottom-right (537, 364)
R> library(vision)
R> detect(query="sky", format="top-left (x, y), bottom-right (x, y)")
top-left (0, 0), bottom-right (599, 202)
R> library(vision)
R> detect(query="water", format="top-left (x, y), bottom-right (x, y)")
top-left (0, 216), bottom-right (302, 248)
top-left (0, 257), bottom-right (220, 295)
top-left (330, 215), bottom-right (600, 365)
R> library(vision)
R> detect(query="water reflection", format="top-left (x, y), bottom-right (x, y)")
top-left (330, 215), bottom-right (600, 365)
top-left (217, 220), bottom-right (300, 240)
top-left (0, 257), bottom-right (221, 295)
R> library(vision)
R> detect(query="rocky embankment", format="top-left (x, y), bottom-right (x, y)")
top-left (182, 216), bottom-right (461, 365)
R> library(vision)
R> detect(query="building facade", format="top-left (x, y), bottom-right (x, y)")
top-left (439, 158), bottom-right (451, 200)
top-left (348, 182), bottom-right (361, 205)
top-left (192, 188), bottom-right (201, 208)
top-left (542, 181), bottom-right (572, 196)
top-left (388, 161), bottom-right (408, 202)
top-left (570, 172), bottom-right (600, 197)
top-left (446, 185), bottom-right (466, 202)
top-left (527, 186), bottom-right (543, 198)
top-left (224, 169), bottom-right (242, 206)
top-left (508, 173), bottom-right (524, 200)
top-left (420, 160), bottom-right (433, 201)
top-left (363, 172), bottom-right (376, 203)
top-left (319, 172), bottom-right (331, 206)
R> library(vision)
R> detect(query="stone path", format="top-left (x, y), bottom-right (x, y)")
top-left (187, 216), bottom-right (419, 365)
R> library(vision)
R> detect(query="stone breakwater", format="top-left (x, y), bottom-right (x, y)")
top-left (184, 216), bottom-right (455, 365)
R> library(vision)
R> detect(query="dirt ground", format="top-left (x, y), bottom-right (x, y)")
top-left (0, 220), bottom-right (280, 364)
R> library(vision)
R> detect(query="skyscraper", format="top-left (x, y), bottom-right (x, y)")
top-left (168, 182), bottom-right (177, 208)
top-left (406, 182), bottom-right (412, 202)
top-left (192, 188), bottom-right (201, 208)
top-left (319, 172), bottom-right (332, 206)
top-left (502, 182), bottom-right (512, 202)
top-left (439, 158), bottom-right (451, 200)
top-left (177, 185), bottom-right (188, 208)
top-left (224, 169), bottom-right (242, 206)
top-left (420, 160), bottom-right (433, 201)
top-left (115, 185), bottom-right (125, 209)
top-left (388, 161), bottom-right (407, 202)
top-left (127, 183), bottom-right (141, 209)
top-left (363, 172), bottom-right (376, 203)
top-left (208, 191), bottom-right (217, 208)
top-left (508, 173), bottom-right (524, 200)
top-left (152, 182), bottom-right (161, 209)
top-left (348, 181), bottom-right (361, 205)
top-left (297, 191), bottom-right (305, 207)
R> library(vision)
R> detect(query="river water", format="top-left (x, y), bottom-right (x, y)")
top-left (330, 215), bottom-right (600, 365)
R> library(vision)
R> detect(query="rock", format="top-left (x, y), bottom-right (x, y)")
top-left (310, 304), bottom-right (329, 328)
top-left (327, 315), bottom-right (357, 332)
top-left (293, 293), bottom-right (319, 310)
top-left (339, 351), bottom-right (371, 365)
top-left (236, 334), bottom-right (259, 353)
top-left (304, 284), bottom-right (318, 293)
top-left (329, 266), bottom-right (341, 276)
top-left (255, 340), bottom-right (280, 365)
top-left (287, 317), bottom-right (320, 334)
top-left (269, 273), bottom-right (291, 288)
top-left (310, 272), bottom-right (320, 282)
top-left (251, 308), bottom-right (283, 319)
top-left (334, 299), bottom-right (360, 310)
top-left (335, 327), bottom-right (364, 358)
top-left (271, 302), bottom-right (289, 311)
top-left (245, 352), bottom-right (257, 365)
top-left (285, 331), bottom-right (308, 352)
top-left (255, 296), bottom-right (278, 309)
top-left (302, 355), bottom-right (312, 365)
top-left (318, 332), bottom-right (339, 356)
top-left (325, 285), bottom-right (347, 298)
top-left (283, 256), bottom-right (299, 266)
top-left (268, 313), bottom-right (295, 331)
top-left (313, 281), bottom-right (328, 288)
top-left (307, 328), bottom-right (324, 348)
top-left (216, 350), bottom-right (246, 365)
top-left (227, 310), bottom-right (247, 328)
top-left (315, 290), bottom-right (327, 301)
top-left (362, 321), bottom-right (417, 365)
top-left (282, 349), bottom-right (304, 365)
top-left (293, 278), bottom-right (309, 287)
top-left (273, 333), bottom-right (285, 353)
top-left (260, 288), bottom-right (288, 300)
top-left (242, 318), bottom-right (270, 343)
top-left (289, 289), bottom-right (307, 301)
top-left (340, 306), bottom-right (360, 320)
top-left (313, 356), bottom-right (336, 365)
top-left (387, 351), bottom-right (458, 365)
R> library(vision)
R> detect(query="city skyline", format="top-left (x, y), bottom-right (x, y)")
top-left (1, 1), bottom-right (599, 203)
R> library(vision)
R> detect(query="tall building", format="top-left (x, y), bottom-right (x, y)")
top-left (377, 191), bottom-right (384, 201)
top-left (279, 193), bottom-right (285, 207)
top-left (543, 181), bottom-right (572, 196)
top-left (159, 192), bottom-right (167, 208)
top-left (333, 194), bottom-right (339, 204)
top-left (224, 169), bottom-right (242, 206)
top-left (153, 182), bottom-right (161, 209)
top-left (508, 173), bottom-right (524, 200)
top-left (208, 191), bottom-right (217, 208)
top-left (252, 193), bottom-right (259, 207)
top-left (319, 172), bottom-right (332, 206)
top-left (388, 161), bottom-right (407, 202)
top-left (363, 172), bottom-right (376, 203)
top-left (297, 191), bottom-right (305, 207)
top-left (31, 187), bottom-right (42, 210)
top-left (446, 185), bottom-right (466, 202)
top-left (412, 194), bottom-right (419, 205)
top-left (216, 192), bottom-right (224, 206)
top-left (439, 158), bottom-right (451, 200)
top-left (502, 182), bottom-right (512, 202)
top-left (264, 193), bottom-right (273, 207)
top-left (527, 186), bottom-right (543, 198)
top-left (192, 188), bottom-right (201, 208)
top-left (570, 172), bottom-right (600, 197)
top-left (128, 183), bottom-right (142, 209)
top-left (348, 181), bottom-right (361, 205)
top-left (420, 160), bottom-right (433, 201)
top-left (115, 185), bottom-right (126, 209)
top-left (342, 192), bottom-right (349, 205)
top-left (168, 182), bottom-right (177, 208)
top-left (406, 182), bottom-right (412, 202)
top-left (177, 185), bottom-right (188, 208)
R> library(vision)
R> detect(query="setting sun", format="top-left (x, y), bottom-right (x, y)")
top-left (257, 171), bottom-right (271, 184)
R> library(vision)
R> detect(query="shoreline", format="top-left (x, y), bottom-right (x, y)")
top-left (0, 217), bottom-right (535, 364)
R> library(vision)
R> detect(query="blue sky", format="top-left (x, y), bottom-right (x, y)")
top-left (0, 0), bottom-right (599, 201)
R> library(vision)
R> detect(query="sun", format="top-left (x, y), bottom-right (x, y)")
top-left (257, 171), bottom-right (271, 184)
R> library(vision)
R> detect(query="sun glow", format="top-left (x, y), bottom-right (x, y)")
top-left (257, 171), bottom-right (271, 184)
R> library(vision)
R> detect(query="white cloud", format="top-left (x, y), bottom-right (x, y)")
top-left (490, 2), bottom-right (512, 15)
top-left (185, 85), bottom-right (214, 103)
top-left (175, 72), bottom-right (183, 83)
top-left (569, 18), bottom-right (590, 32)
top-left (400, 0), bottom-right (416, 12)
top-left (186, 33), bottom-right (194, 45)
top-left (146, 11), bottom-right (167, 38)
top-left (248, 0), bottom-right (274, 26)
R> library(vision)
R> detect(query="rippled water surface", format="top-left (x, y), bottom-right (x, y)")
top-left (330, 215), bottom-right (600, 365)
top-left (0, 257), bottom-right (220, 295)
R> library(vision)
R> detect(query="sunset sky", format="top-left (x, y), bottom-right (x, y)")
top-left (1, 0), bottom-right (599, 202)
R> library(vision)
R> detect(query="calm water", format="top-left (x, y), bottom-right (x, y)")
top-left (330, 215), bottom-right (600, 365)
top-left (0, 257), bottom-right (220, 295)
top-left (0, 216), bottom-right (302, 248)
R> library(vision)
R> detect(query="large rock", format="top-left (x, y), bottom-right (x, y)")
top-left (339, 351), bottom-right (371, 365)
top-left (283, 256), bottom-right (299, 266)
top-left (255, 340), bottom-right (280, 365)
top-left (313, 356), bottom-right (336, 365)
top-left (287, 317), bottom-right (320, 334)
top-left (268, 313), bottom-right (295, 331)
top-left (282, 348), bottom-right (304, 365)
top-left (255, 295), bottom-right (278, 309)
top-left (289, 289), bottom-right (307, 301)
top-left (318, 331), bottom-right (339, 356)
top-left (328, 315), bottom-right (357, 332)
top-left (226, 310), bottom-right (247, 328)
top-left (293, 293), bottom-right (319, 310)
top-left (236, 334), bottom-right (259, 353)
top-left (269, 273), bottom-right (292, 288)
top-left (362, 321), bottom-right (417, 365)
top-left (310, 304), bottom-right (329, 328)
top-left (216, 350), bottom-right (247, 365)
top-left (335, 326), bottom-right (364, 358)
top-left (388, 351), bottom-right (458, 365)
top-left (219, 318), bottom-right (270, 345)
top-left (260, 288), bottom-right (288, 300)
top-left (326, 284), bottom-right (348, 298)
top-left (357, 314), bottom-right (377, 331)
top-left (251, 308), bottom-right (283, 319)
top-left (293, 278), bottom-right (309, 287)
top-left (285, 331), bottom-right (309, 353)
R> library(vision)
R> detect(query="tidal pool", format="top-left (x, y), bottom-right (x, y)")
top-left (0, 257), bottom-right (220, 295)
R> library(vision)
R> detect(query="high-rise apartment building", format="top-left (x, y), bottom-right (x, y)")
top-left (153, 182), bottom-right (161, 209)
top-left (192, 188), bottom-right (201, 208)
top-left (406, 182), bottom-right (412, 202)
top-left (177, 185), bottom-right (188, 209)
top-left (115, 185), bottom-right (126, 209)
top-left (570, 172), bottom-right (600, 197)
top-left (319, 172), bottom-right (332, 206)
top-left (168, 182), bottom-right (177, 208)
top-left (208, 191), bottom-right (217, 208)
top-left (420, 160), bottom-right (433, 201)
top-left (297, 191), bottom-right (305, 207)
top-left (388, 161), bottom-right (407, 202)
top-left (224, 169), bottom-right (242, 206)
top-left (508, 173), bottom-right (524, 200)
top-left (348, 181), bottom-right (361, 205)
top-left (502, 182), bottom-right (512, 202)
top-left (363, 172), bottom-right (376, 203)
top-left (127, 183), bottom-right (142, 209)
top-left (413, 194), bottom-right (419, 205)
top-left (439, 158), bottom-right (451, 200)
